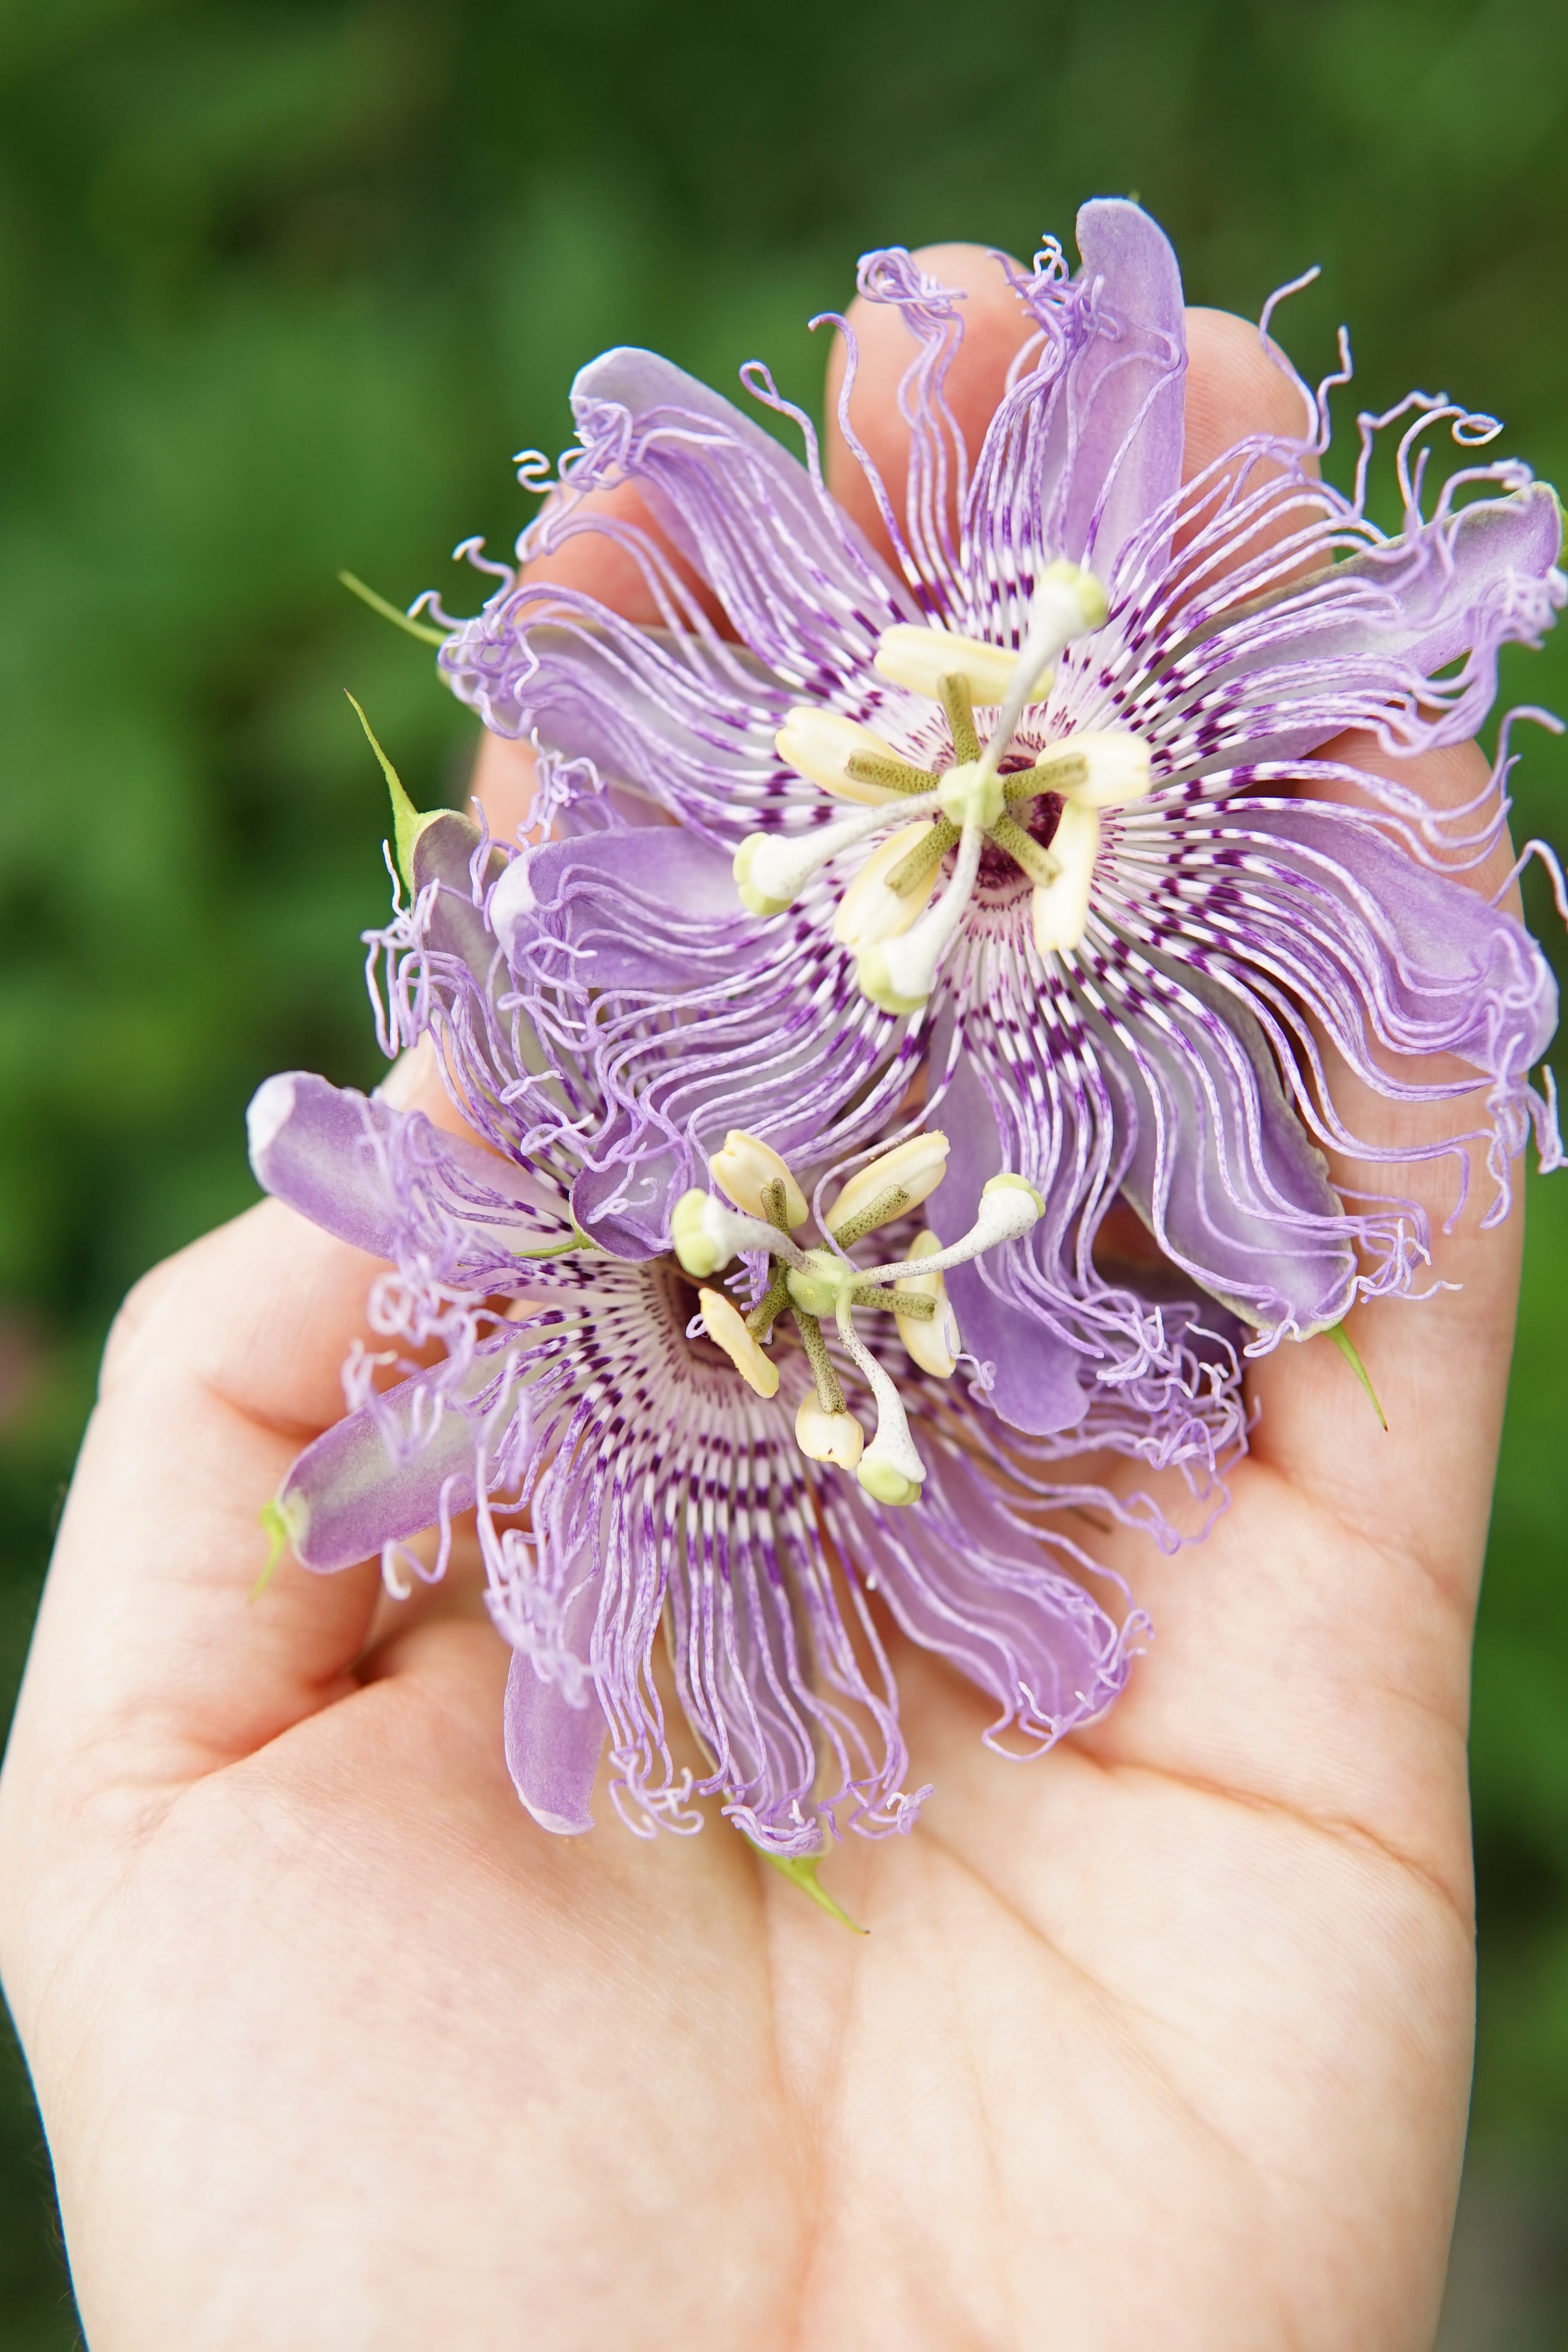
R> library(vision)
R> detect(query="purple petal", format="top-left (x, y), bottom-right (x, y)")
top-left (1157, 482), bottom-right (1567, 770)
top-left (840, 1420), bottom-right (1141, 1745)
top-left (566, 348), bottom-right (911, 678)
top-left (1061, 198), bottom-right (1188, 578)
top-left (491, 826), bottom-right (746, 990)
top-left (278, 1357), bottom-right (505, 1570)
top-left (248, 1071), bottom-right (574, 1285)
top-left (503, 1579), bottom-right (607, 1836)
top-left (1085, 956), bottom-right (1355, 1335)
top-left (247, 1071), bottom-right (402, 1260)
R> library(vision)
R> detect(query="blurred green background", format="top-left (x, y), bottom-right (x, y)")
top-left (0, 0), bottom-right (1564, 2339)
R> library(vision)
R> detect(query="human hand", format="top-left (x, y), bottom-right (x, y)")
top-left (0, 249), bottom-right (1516, 2351)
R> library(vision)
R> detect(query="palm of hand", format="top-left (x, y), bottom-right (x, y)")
top-left (0, 1173), bottom-right (1499, 2351)
top-left (0, 255), bottom-right (1515, 2351)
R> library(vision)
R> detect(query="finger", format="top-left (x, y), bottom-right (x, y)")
top-left (2, 1201), bottom-right (400, 1824)
top-left (824, 241), bottom-right (1033, 562)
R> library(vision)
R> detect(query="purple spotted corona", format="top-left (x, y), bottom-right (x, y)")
top-left (431, 198), bottom-right (1563, 1443)
top-left (247, 805), bottom-right (1228, 1859)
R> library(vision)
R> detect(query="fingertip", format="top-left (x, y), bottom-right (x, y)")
top-left (823, 242), bottom-right (1034, 562)
top-left (1182, 305), bottom-right (1316, 482)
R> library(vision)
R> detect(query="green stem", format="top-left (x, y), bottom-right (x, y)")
top-left (829, 1184), bottom-right (909, 1247)
top-left (338, 569), bottom-right (449, 647)
top-left (792, 1309), bottom-right (845, 1414)
top-left (1325, 1321), bottom-right (1389, 1431)
top-left (887, 818), bottom-right (960, 897)
top-left (844, 751), bottom-right (939, 795)
top-left (987, 812), bottom-right (1060, 888)
top-left (940, 672), bottom-right (979, 765)
top-left (851, 1283), bottom-right (935, 1316)
top-left (252, 1499), bottom-right (292, 1602)
top-left (758, 1847), bottom-right (868, 1934)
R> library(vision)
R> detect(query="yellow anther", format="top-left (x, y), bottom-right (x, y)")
top-left (699, 1288), bottom-right (780, 1398)
top-left (874, 624), bottom-right (1054, 708)
top-left (832, 821), bottom-right (942, 950)
top-left (794, 1394), bottom-right (865, 1468)
top-left (894, 1232), bottom-right (958, 1379)
top-left (710, 1132), bottom-right (809, 1227)
top-left (825, 1133), bottom-right (950, 1238)
top-left (1031, 800), bottom-right (1101, 956)
top-left (1046, 728), bottom-right (1153, 809)
top-left (776, 708), bottom-right (910, 804)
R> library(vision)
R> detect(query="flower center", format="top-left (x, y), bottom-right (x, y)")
top-left (734, 564), bottom-right (1156, 1013)
top-left (669, 1129), bottom-right (1045, 1508)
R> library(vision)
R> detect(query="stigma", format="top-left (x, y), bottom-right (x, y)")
top-left (736, 563), bottom-right (1152, 1009)
top-left (672, 1129), bottom-right (1043, 1506)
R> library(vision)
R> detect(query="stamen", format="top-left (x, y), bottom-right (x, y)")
top-left (941, 673), bottom-right (980, 766)
top-left (1046, 728), bottom-right (1153, 810)
top-left (855, 811), bottom-right (985, 1013)
top-left (849, 1284), bottom-right (936, 1317)
top-left (874, 624), bottom-right (1054, 708)
top-left (832, 821), bottom-right (944, 950)
top-left (710, 1130), bottom-right (809, 1226)
top-left (985, 813), bottom-right (1061, 889)
top-left (1031, 801), bottom-right (1102, 956)
top-left (886, 820), bottom-right (960, 897)
top-left (746, 1266), bottom-right (793, 1340)
top-left (977, 562), bottom-right (1108, 783)
top-left (894, 1232), bottom-right (959, 1379)
top-left (792, 1306), bottom-right (846, 1415)
top-left (735, 792), bottom-right (940, 915)
top-left (775, 708), bottom-right (913, 804)
top-left (825, 1135), bottom-right (951, 1238)
top-left (795, 1394), bottom-right (865, 1468)
top-left (699, 1288), bottom-right (780, 1398)
top-left (859, 1174), bottom-right (1045, 1285)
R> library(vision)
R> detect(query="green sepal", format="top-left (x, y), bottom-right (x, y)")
top-left (344, 691), bottom-right (437, 890)
top-left (251, 1498), bottom-right (293, 1602)
top-left (337, 568), bottom-right (449, 647)
top-left (1325, 1320), bottom-right (1388, 1431)
top-left (757, 1846), bottom-right (868, 1934)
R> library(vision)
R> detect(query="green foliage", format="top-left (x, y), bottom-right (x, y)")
top-left (0, 0), bottom-right (1564, 2329)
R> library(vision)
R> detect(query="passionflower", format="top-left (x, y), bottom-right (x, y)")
top-left (247, 1061), bottom-right (1183, 1861)
top-left (430, 198), bottom-right (1563, 1437)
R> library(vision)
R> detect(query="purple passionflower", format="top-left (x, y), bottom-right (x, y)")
top-left (246, 808), bottom-right (1232, 1855)
top-left (428, 197), bottom-right (1563, 1440)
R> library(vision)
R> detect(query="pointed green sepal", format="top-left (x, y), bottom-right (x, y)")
top-left (758, 1846), bottom-right (868, 1934)
top-left (337, 569), bottom-right (448, 647)
top-left (251, 1498), bottom-right (293, 1602)
top-left (1325, 1319), bottom-right (1389, 1431)
top-left (344, 691), bottom-right (438, 891)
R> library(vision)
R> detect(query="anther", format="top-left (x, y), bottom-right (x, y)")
top-left (699, 1288), bottom-right (780, 1398)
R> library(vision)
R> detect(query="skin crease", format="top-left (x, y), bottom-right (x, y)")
top-left (0, 243), bottom-right (1526, 2350)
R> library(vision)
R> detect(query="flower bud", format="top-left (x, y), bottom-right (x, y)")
top-left (709, 1131), bottom-right (809, 1227)
top-left (698, 1288), bottom-right (780, 1399)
